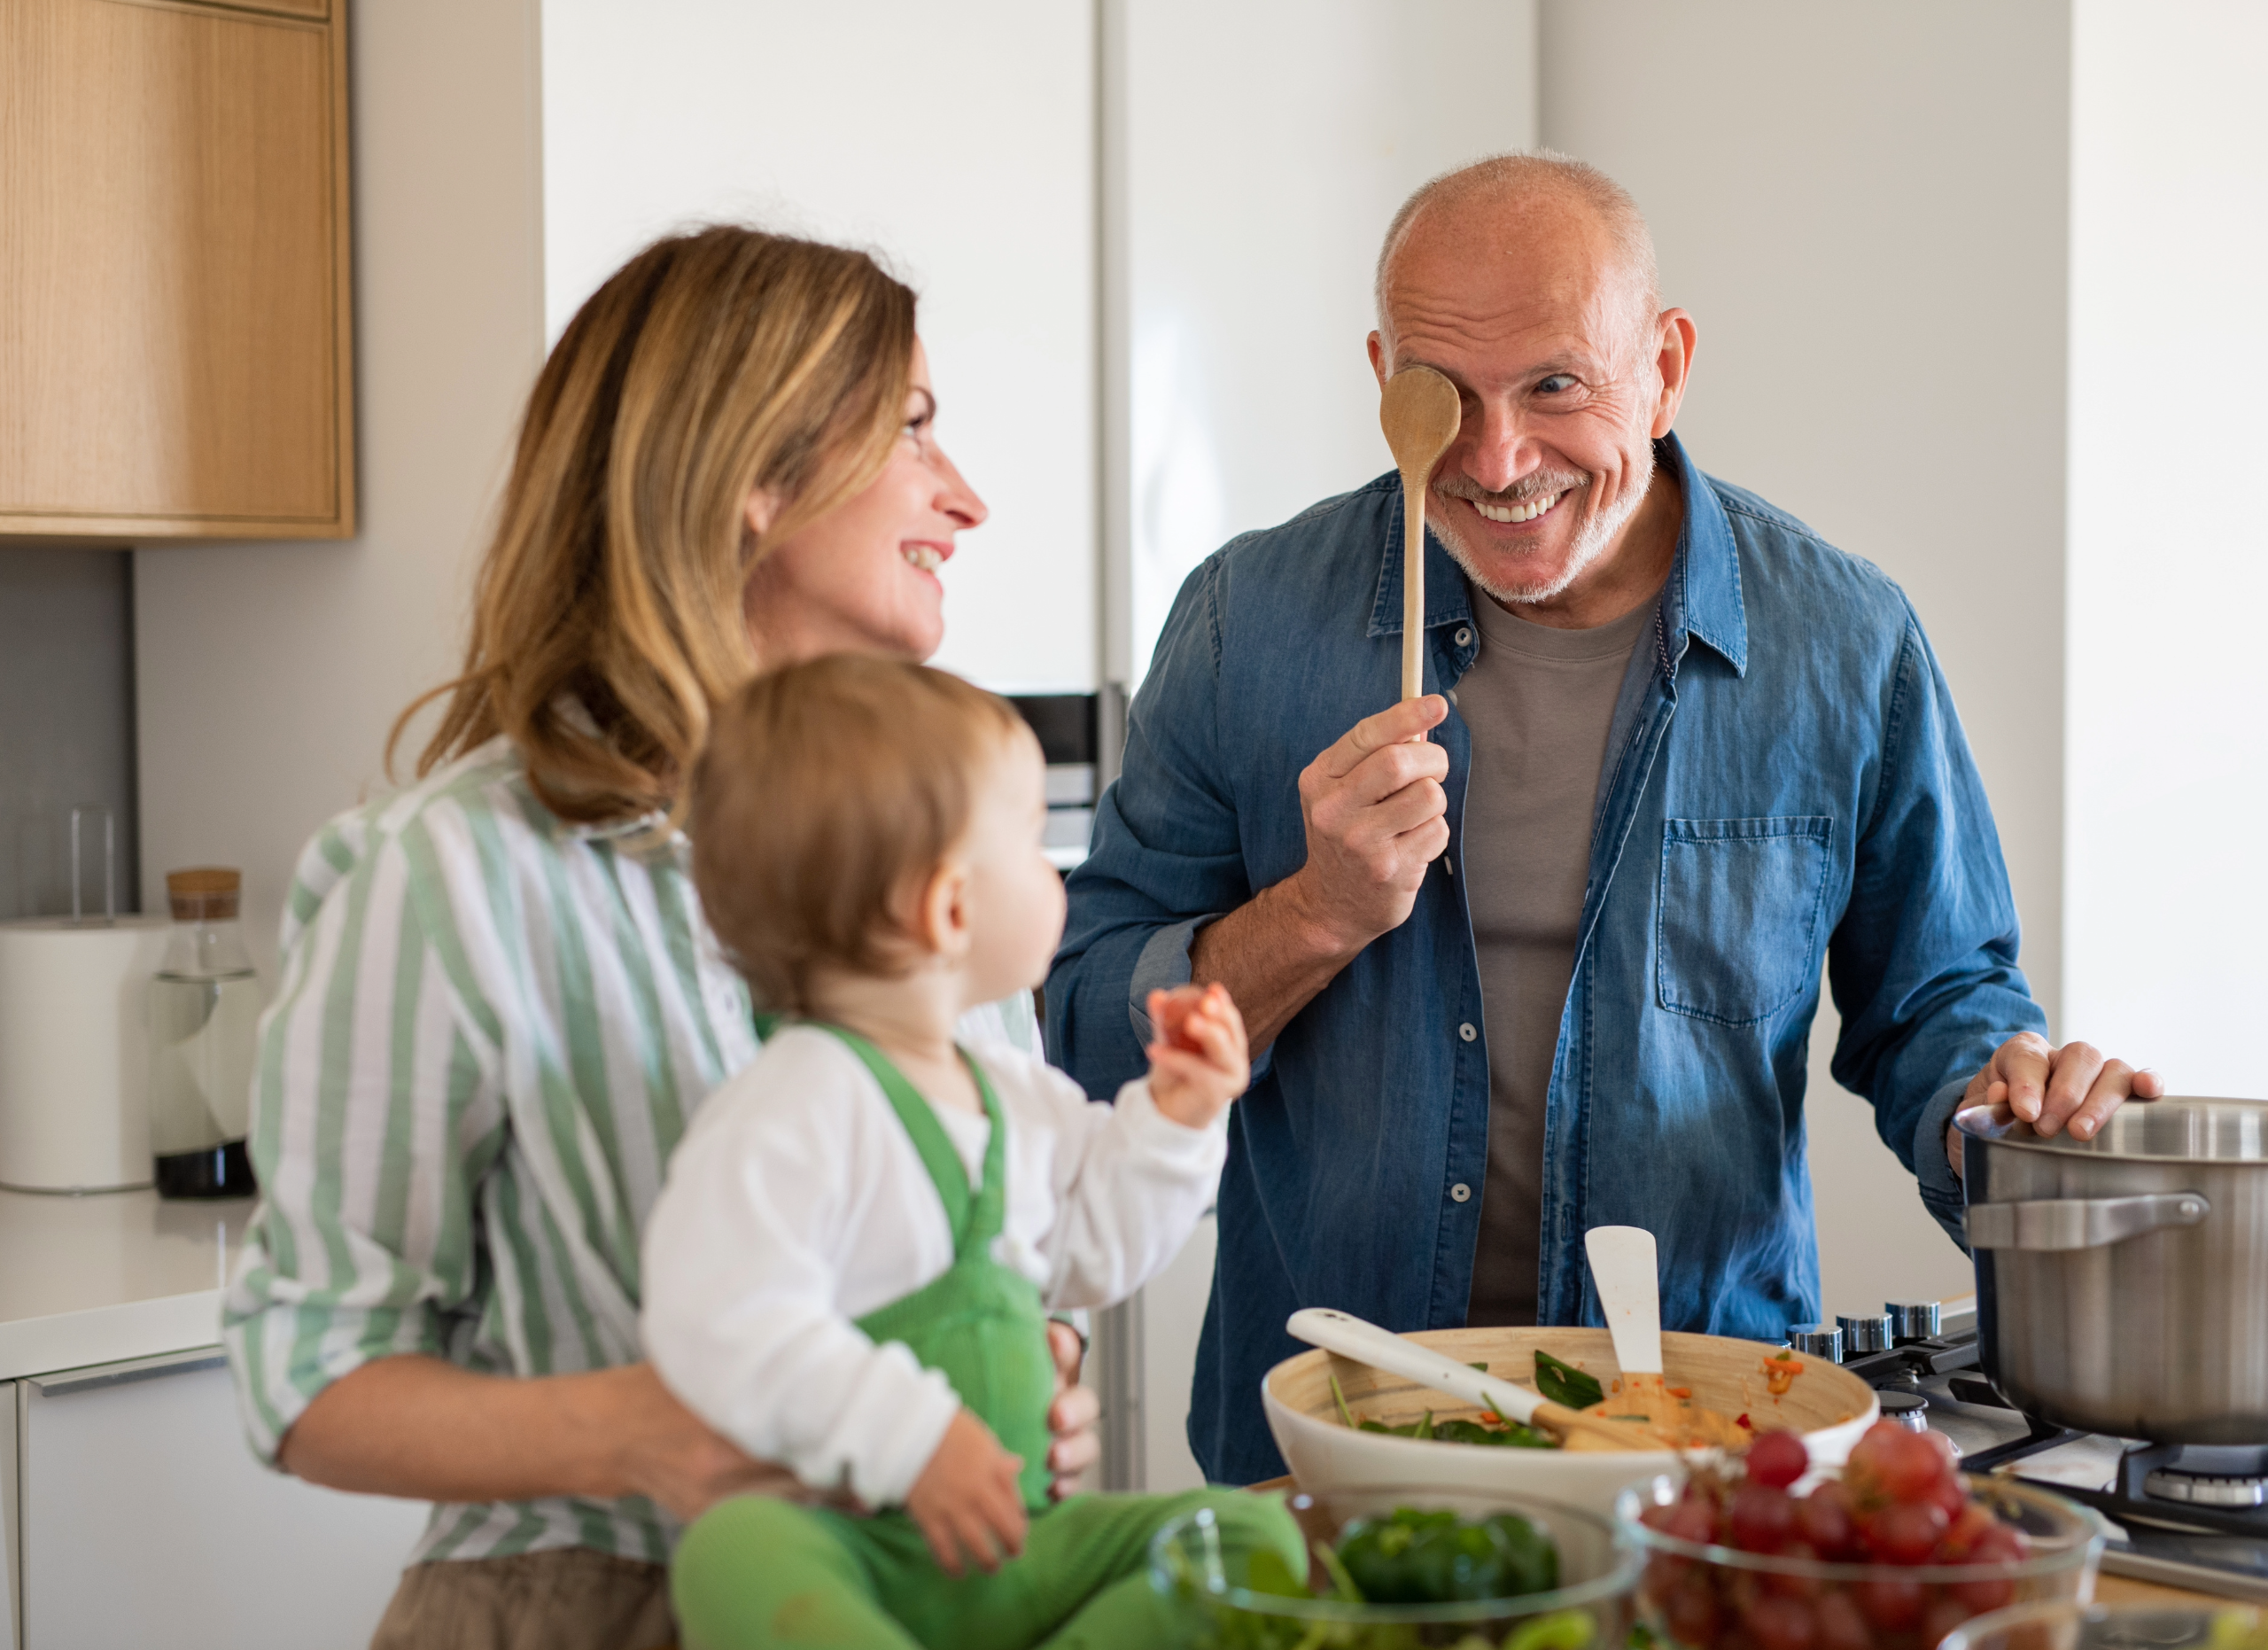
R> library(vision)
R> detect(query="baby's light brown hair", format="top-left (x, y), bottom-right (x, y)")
top-left (691, 653), bottom-right (1030, 1016)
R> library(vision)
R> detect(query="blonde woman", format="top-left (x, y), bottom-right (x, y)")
top-left (223, 228), bottom-right (1099, 1650)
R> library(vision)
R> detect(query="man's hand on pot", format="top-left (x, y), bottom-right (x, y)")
top-left (1045, 1318), bottom-right (1099, 1499)
top-left (1286, 694), bottom-right (1452, 950)
top-left (1946, 1031), bottom-right (2165, 1177)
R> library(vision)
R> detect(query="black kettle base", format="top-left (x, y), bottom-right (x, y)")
top-left (155, 1140), bottom-right (256, 1200)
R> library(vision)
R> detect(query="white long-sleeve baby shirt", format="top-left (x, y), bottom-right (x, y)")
top-left (640, 1025), bottom-right (1225, 1509)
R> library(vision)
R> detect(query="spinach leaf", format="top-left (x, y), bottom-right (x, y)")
top-left (1534, 1350), bottom-right (1604, 1411)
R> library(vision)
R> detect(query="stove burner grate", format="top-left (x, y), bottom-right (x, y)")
top-left (2006, 1440), bottom-right (2268, 1543)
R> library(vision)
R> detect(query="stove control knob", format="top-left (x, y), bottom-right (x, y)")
top-left (1838, 1313), bottom-right (1892, 1356)
top-left (1876, 1389), bottom-right (1930, 1432)
top-left (1788, 1323), bottom-right (1844, 1362)
top-left (1885, 1301), bottom-right (1942, 1343)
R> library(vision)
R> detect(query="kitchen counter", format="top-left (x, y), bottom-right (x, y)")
top-left (0, 1186), bottom-right (252, 1381)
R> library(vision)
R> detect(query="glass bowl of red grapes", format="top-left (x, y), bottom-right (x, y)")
top-left (1616, 1420), bottom-right (2107, 1650)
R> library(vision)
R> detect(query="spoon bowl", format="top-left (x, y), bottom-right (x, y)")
top-left (1379, 367), bottom-right (1462, 702)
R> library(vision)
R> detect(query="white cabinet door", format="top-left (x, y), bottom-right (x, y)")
top-left (19, 1350), bottom-right (429, 1649)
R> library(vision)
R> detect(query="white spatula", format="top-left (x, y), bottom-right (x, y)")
top-left (1285, 1307), bottom-right (1663, 1451)
top-left (1584, 1226), bottom-right (1664, 1381)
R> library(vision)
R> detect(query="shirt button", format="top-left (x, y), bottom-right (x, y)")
top-left (1455, 627), bottom-right (1473, 648)
top-left (1458, 1022), bottom-right (1477, 1042)
top-left (1450, 1182), bottom-right (1472, 1202)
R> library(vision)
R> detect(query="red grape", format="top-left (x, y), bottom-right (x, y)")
top-left (1814, 1591), bottom-right (1872, 1650)
top-left (1876, 1429), bottom-right (1953, 1503)
top-left (1932, 1503), bottom-right (1996, 1561)
top-left (1749, 1429), bottom-right (1810, 1490)
top-left (1761, 1545), bottom-right (1822, 1599)
top-left (1969, 1525), bottom-right (2028, 1566)
top-left (1854, 1576), bottom-right (1925, 1631)
top-left (1747, 1593), bottom-right (1820, 1650)
top-left (1730, 1483), bottom-right (1797, 1553)
top-left (1922, 1594), bottom-right (1977, 1646)
top-left (1666, 1576), bottom-right (1721, 1646)
top-left (1667, 1498), bottom-right (1720, 1546)
top-left (1949, 1573), bottom-right (2015, 1614)
top-left (1930, 1471), bottom-right (1969, 1522)
top-left (1868, 1500), bottom-right (1950, 1563)
top-left (1794, 1483), bottom-right (1859, 1560)
top-left (1844, 1420), bottom-right (1903, 1494)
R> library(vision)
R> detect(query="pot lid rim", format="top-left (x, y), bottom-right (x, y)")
top-left (1956, 1096), bottom-right (2268, 1163)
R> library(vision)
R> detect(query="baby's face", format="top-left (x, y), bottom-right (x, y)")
top-left (957, 728), bottom-right (1068, 1008)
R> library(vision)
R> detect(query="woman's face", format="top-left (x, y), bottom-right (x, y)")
top-left (742, 339), bottom-right (987, 666)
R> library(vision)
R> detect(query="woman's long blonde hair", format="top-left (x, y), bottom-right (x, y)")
top-left (392, 225), bottom-right (916, 823)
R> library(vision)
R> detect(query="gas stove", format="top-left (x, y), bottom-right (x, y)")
top-left (1790, 1297), bottom-right (2268, 1601)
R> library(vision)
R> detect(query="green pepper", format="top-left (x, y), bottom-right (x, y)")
top-left (1336, 1507), bottom-right (1561, 1606)
top-left (1423, 1521), bottom-right (1515, 1602)
top-left (1239, 1546), bottom-right (1309, 1600)
top-left (1480, 1513), bottom-right (1559, 1597)
top-left (1503, 1607), bottom-right (1596, 1650)
top-left (1338, 1508), bottom-right (1452, 1602)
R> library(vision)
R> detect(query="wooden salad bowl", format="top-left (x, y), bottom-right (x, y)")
top-left (1262, 1325), bottom-right (1878, 1517)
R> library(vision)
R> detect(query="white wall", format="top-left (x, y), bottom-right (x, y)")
top-left (1540, 1), bottom-right (2073, 1314)
top-left (2063, 1), bottom-right (2268, 1101)
top-left (136, 1), bottom-right (547, 983)
top-left (1104, 0), bottom-right (1541, 688)
top-left (540, 0), bottom-right (1099, 697)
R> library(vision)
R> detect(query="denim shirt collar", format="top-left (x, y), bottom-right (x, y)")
top-left (1657, 432), bottom-right (1749, 679)
top-left (1364, 431), bottom-right (1748, 681)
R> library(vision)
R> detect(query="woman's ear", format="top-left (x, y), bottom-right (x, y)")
top-left (742, 486), bottom-right (781, 542)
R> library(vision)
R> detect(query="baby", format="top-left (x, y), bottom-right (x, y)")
top-left (645, 655), bottom-right (1303, 1650)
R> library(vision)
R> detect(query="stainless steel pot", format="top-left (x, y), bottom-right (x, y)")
top-left (1959, 1097), bottom-right (2268, 1444)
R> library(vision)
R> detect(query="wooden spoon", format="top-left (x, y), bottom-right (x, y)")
top-left (1378, 366), bottom-right (1463, 701)
top-left (1286, 1307), bottom-right (1666, 1452)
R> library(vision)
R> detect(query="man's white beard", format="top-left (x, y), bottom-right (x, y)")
top-left (1433, 441), bottom-right (1655, 609)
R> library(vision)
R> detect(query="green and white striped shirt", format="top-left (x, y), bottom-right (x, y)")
top-left (221, 736), bottom-right (1036, 1566)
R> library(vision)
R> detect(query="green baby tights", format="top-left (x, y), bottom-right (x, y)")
top-left (673, 1486), bottom-right (1303, 1650)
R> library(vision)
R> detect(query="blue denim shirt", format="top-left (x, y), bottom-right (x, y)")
top-left (1046, 434), bottom-right (2044, 1485)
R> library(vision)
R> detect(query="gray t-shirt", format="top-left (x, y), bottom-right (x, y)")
top-left (1458, 588), bottom-right (1657, 1326)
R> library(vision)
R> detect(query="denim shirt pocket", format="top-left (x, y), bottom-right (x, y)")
top-left (1656, 815), bottom-right (1836, 1026)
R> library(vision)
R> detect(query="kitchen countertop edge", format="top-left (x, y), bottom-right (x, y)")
top-left (0, 1288), bottom-right (223, 1383)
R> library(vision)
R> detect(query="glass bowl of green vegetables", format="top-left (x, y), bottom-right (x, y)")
top-left (1149, 1484), bottom-right (1642, 1650)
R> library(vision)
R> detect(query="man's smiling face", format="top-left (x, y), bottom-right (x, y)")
top-left (1371, 189), bottom-right (1675, 609)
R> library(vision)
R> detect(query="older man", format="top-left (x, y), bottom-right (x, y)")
top-left (1047, 153), bottom-right (2158, 1485)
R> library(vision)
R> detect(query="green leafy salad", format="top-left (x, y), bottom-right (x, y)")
top-left (1187, 1506), bottom-right (1596, 1650)
top-left (1330, 1352), bottom-right (1605, 1449)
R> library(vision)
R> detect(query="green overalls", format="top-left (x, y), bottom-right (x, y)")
top-left (670, 1028), bottom-right (1302, 1650)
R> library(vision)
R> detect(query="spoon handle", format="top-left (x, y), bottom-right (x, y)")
top-left (1401, 471), bottom-right (1425, 700)
top-left (1285, 1308), bottom-right (1662, 1451)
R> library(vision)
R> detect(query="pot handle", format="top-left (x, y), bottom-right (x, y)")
top-left (1964, 1192), bottom-right (2209, 1251)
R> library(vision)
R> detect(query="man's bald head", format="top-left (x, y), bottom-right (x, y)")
top-left (1375, 152), bottom-right (1660, 361)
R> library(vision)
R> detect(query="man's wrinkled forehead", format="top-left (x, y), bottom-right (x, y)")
top-left (1381, 191), bottom-right (1646, 370)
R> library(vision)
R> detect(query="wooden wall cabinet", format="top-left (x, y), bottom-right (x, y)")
top-left (0, 0), bottom-right (353, 541)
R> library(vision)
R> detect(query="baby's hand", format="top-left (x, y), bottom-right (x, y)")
top-left (905, 1409), bottom-right (1028, 1576)
top-left (1145, 982), bottom-right (1250, 1129)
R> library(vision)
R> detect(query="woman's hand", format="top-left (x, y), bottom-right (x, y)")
top-left (603, 1362), bottom-right (802, 1522)
top-left (1045, 1319), bottom-right (1099, 1499)
top-left (1144, 982), bottom-right (1251, 1129)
